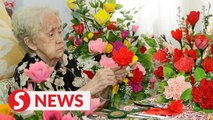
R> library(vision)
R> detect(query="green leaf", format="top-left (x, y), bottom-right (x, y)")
top-left (126, 15), bottom-right (133, 20)
top-left (156, 95), bottom-right (169, 104)
top-left (129, 46), bottom-right (138, 54)
top-left (116, 18), bottom-right (124, 23)
top-left (146, 48), bottom-right (156, 55)
top-left (25, 115), bottom-right (38, 120)
top-left (115, 4), bottom-right (123, 10)
top-left (194, 67), bottom-right (206, 81)
top-left (180, 88), bottom-right (192, 101)
top-left (194, 104), bottom-right (213, 113)
top-left (72, 11), bottom-right (81, 19)
top-left (196, 49), bottom-right (201, 58)
top-left (89, 2), bottom-right (96, 8)
top-left (138, 54), bottom-right (152, 69)
top-left (144, 38), bottom-right (157, 48)
top-left (71, 18), bottom-right (79, 24)
top-left (126, 22), bottom-right (131, 27)
top-left (107, 31), bottom-right (117, 42)
top-left (108, 0), bottom-right (116, 4)
top-left (203, 109), bottom-right (213, 113)
top-left (194, 104), bottom-right (202, 112)
top-left (205, 33), bottom-right (213, 42)
top-left (163, 66), bottom-right (175, 79)
top-left (62, 23), bottom-right (67, 30)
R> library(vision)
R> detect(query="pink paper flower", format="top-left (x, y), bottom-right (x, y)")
top-left (62, 113), bottom-right (77, 120)
top-left (132, 62), bottom-right (146, 75)
top-left (132, 25), bottom-right (139, 32)
top-left (88, 38), bottom-right (108, 54)
top-left (99, 55), bottom-right (116, 68)
top-left (43, 111), bottom-right (62, 120)
top-left (24, 61), bottom-right (53, 84)
top-left (81, 98), bottom-right (102, 116)
top-left (0, 115), bottom-right (15, 120)
top-left (164, 76), bottom-right (192, 100)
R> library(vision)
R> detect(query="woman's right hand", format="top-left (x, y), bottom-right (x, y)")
top-left (79, 68), bottom-right (116, 95)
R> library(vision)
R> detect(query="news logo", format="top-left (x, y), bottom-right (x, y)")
top-left (8, 90), bottom-right (90, 112)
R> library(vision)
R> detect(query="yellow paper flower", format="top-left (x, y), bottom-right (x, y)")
top-left (87, 32), bottom-right (94, 39)
top-left (68, 45), bottom-right (73, 49)
top-left (105, 43), bottom-right (113, 53)
top-left (131, 55), bottom-right (138, 64)
top-left (94, 10), bottom-right (110, 26)
top-left (103, 3), bottom-right (116, 13)
top-left (123, 78), bottom-right (129, 85)
top-left (0, 104), bottom-right (13, 115)
top-left (124, 39), bottom-right (131, 48)
top-left (113, 84), bottom-right (119, 94)
top-left (83, 37), bottom-right (88, 42)
top-left (66, 0), bottom-right (77, 10)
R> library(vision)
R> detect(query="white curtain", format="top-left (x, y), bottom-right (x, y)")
top-left (116, 0), bottom-right (213, 42)
top-left (15, 0), bottom-right (213, 41)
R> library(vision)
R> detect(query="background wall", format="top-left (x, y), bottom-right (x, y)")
top-left (14, 0), bottom-right (213, 44)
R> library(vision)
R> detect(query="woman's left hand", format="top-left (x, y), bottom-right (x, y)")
top-left (111, 66), bottom-right (127, 83)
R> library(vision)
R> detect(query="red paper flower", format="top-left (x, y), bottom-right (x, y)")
top-left (107, 21), bottom-right (116, 30)
top-left (184, 29), bottom-right (192, 43)
top-left (130, 68), bottom-right (143, 83)
top-left (186, 11), bottom-right (200, 26)
top-left (210, 44), bottom-right (213, 54)
top-left (139, 46), bottom-right (147, 54)
top-left (152, 49), bottom-right (169, 63)
top-left (189, 75), bottom-right (195, 85)
top-left (194, 34), bottom-right (210, 50)
top-left (171, 29), bottom-right (182, 41)
top-left (168, 100), bottom-right (183, 114)
top-left (184, 49), bottom-right (197, 59)
top-left (112, 47), bottom-right (134, 66)
top-left (153, 66), bottom-right (164, 79)
top-left (94, 30), bottom-right (103, 40)
top-left (83, 70), bottom-right (95, 79)
top-left (192, 78), bottom-right (213, 109)
top-left (173, 48), bottom-right (184, 63)
top-left (202, 57), bottom-right (213, 73)
top-left (72, 23), bottom-right (84, 35)
top-left (174, 57), bottom-right (194, 73)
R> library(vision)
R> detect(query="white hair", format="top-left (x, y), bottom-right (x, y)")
top-left (12, 6), bottom-right (60, 53)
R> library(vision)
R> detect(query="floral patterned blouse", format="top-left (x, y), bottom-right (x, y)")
top-left (12, 51), bottom-right (90, 91)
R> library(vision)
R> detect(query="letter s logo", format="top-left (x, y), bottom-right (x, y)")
top-left (8, 90), bottom-right (30, 112)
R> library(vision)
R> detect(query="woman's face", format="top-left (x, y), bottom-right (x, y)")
top-left (33, 13), bottom-right (65, 61)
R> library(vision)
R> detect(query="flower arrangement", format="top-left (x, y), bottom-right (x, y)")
top-left (1, 61), bottom-right (104, 120)
top-left (146, 4), bottom-right (213, 113)
top-left (64, 0), bottom-right (158, 107)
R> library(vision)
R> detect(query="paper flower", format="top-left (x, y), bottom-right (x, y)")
top-left (103, 3), bottom-right (116, 13)
top-left (43, 111), bottom-right (62, 120)
top-left (164, 76), bottom-right (192, 100)
top-left (88, 38), bottom-right (108, 54)
top-left (24, 61), bottom-right (53, 84)
top-left (99, 55), bottom-right (116, 68)
top-left (62, 113), bottom-right (77, 120)
top-left (94, 10), bottom-right (110, 25)
top-left (112, 47), bottom-right (134, 66)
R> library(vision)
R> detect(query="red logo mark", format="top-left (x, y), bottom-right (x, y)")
top-left (8, 89), bottom-right (30, 112)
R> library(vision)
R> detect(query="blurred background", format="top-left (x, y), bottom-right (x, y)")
top-left (10, 0), bottom-right (213, 43)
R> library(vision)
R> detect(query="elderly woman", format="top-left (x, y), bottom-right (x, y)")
top-left (11, 6), bottom-right (126, 98)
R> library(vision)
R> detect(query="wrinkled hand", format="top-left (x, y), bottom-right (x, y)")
top-left (111, 66), bottom-right (127, 83)
top-left (81, 68), bottom-right (116, 95)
